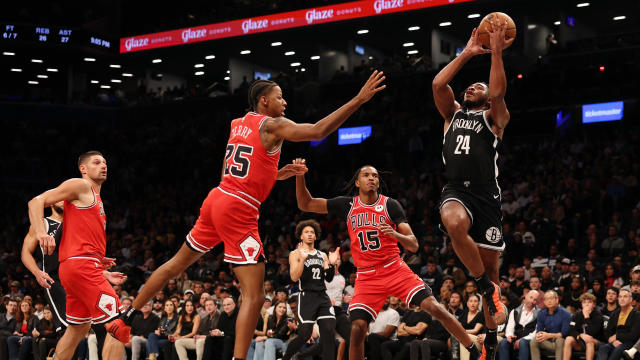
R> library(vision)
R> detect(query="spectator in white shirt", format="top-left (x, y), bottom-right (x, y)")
top-left (367, 297), bottom-right (401, 360)
top-left (498, 290), bottom-right (541, 360)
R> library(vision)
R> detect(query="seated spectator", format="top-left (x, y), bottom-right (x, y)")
top-left (267, 289), bottom-right (293, 317)
top-left (203, 297), bottom-right (237, 360)
top-left (458, 294), bottom-right (485, 360)
top-left (511, 267), bottom-right (528, 299)
top-left (146, 299), bottom-right (178, 360)
top-left (409, 312), bottom-right (451, 360)
top-left (32, 306), bottom-right (57, 360)
top-left (462, 281), bottom-right (478, 304)
top-left (128, 301), bottom-right (159, 360)
top-left (530, 290), bottom-right (571, 360)
top-left (176, 299), bottom-right (218, 360)
top-left (420, 260), bottom-right (443, 293)
top-left (170, 299), bottom-right (200, 344)
top-left (500, 276), bottom-right (520, 308)
top-left (563, 293), bottom-right (604, 360)
top-left (447, 291), bottom-right (464, 318)
top-left (442, 257), bottom-right (466, 289)
top-left (604, 264), bottom-right (625, 290)
top-left (380, 304), bottom-right (430, 360)
top-left (367, 297), bottom-right (401, 360)
top-left (254, 300), bottom-right (293, 360)
top-left (589, 279), bottom-right (607, 307)
top-left (540, 267), bottom-right (558, 291)
top-left (499, 290), bottom-right (541, 360)
top-left (264, 280), bottom-right (276, 301)
top-left (602, 287), bottom-right (621, 318)
top-left (151, 299), bottom-right (164, 318)
top-left (562, 276), bottom-right (587, 313)
top-left (528, 277), bottom-right (546, 309)
top-left (0, 299), bottom-right (18, 360)
top-left (598, 288), bottom-right (640, 360)
top-left (7, 300), bottom-right (37, 360)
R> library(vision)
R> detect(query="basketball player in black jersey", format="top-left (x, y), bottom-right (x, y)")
top-left (432, 21), bottom-right (514, 360)
top-left (283, 219), bottom-right (341, 360)
top-left (21, 201), bottom-right (127, 359)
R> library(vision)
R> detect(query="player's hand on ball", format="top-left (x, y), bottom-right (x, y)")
top-left (488, 19), bottom-right (515, 50)
top-left (36, 270), bottom-right (55, 289)
top-left (464, 28), bottom-right (492, 56)
top-left (356, 70), bottom-right (386, 103)
top-left (37, 232), bottom-right (56, 255)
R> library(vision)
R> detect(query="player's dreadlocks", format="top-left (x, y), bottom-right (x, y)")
top-left (248, 80), bottom-right (278, 112)
top-left (343, 165), bottom-right (390, 195)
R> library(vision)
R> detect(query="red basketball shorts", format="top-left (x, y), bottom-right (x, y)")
top-left (186, 187), bottom-right (264, 265)
top-left (59, 256), bottom-right (124, 324)
top-left (348, 258), bottom-right (431, 321)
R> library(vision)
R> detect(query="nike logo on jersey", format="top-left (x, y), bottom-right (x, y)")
top-left (493, 195), bottom-right (500, 199)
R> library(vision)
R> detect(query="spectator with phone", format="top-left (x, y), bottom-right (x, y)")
top-left (146, 299), bottom-right (178, 360)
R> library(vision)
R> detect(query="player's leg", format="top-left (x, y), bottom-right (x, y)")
top-left (349, 316), bottom-right (369, 360)
top-left (282, 323), bottom-right (315, 360)
top-left (52, 323), bottom-right (92, 360)
top-left (233, 263), bottom-right (266, 359)
top-left (102, 331), bottom-right (125, 360)
top-left (92, 323), bottom-right (107, 360)
top-left (440, 200), bottom-right (499, 316)
top-left (317, 317), bottom-right (338, 360)
top-left (389, 260), bottom-right (481, 360)
top-left (477, 247), bottom-right (503, 360)
top-left (132, 244), bottom-right (203, 309)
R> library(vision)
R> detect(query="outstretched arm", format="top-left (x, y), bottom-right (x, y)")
top-left (486, 20), bottom-right (514, 133)
top-left (28, 178), bottom-right (91, 255)
top-left (264, 71), bottom-right (386, 142)
top-left (294, 159), bottom-right (328, 214)
top-left (432, 28), bottom-right (491, 122)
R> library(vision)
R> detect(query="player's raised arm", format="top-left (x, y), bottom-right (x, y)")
top-left (289, 246), bottom-right (306, 283)
top-left (264, 70), bottom-right (386, 142)
top-left (294, 159), bottom-right (329, 214)
top-left (432, 28), bottom-right (490, 122)
top-left (486, 20), bottom-right (513, 133)
top-left (28, 178), bottom-right (90, 254)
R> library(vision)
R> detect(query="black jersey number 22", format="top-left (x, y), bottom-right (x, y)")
top-left (225, 144), bottom-right (254, 178)
top-left (357, 230), bottom-right (381, 252)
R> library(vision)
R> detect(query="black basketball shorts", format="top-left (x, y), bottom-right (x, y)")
top-left (296, 291), bottom-right (335, 324)
top-left (439, 183), bottom-right (504, 251)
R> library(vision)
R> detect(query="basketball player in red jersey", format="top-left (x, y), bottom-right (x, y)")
top-left (124, 70), bottom-right (386, 360)
top-left (27, 151), bottom-right (129, 360)
top-left (294, 160), bottom-right (481, 360)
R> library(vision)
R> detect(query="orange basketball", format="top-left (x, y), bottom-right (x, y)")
top-left (478, 12), bottom-right (516, 49)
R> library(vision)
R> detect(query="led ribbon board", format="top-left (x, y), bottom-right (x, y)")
top-left (120, 0), bottom-right (474, 53)
top-left (582, 101), bottom-right (624, 123)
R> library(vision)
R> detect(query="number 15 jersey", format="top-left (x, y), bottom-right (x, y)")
top-left (219, 112), bottom-right (281, 206)
top-left (327, 195), bottom-right (408, 268)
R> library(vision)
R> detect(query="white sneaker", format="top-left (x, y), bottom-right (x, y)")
top-left (623, 347), bottom-right (637, 360)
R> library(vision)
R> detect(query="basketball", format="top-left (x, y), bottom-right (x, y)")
top-left (478, 12), bottom-right (516, 49)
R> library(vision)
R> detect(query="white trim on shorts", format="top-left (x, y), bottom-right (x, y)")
top-left (406, 284), bottom-right (427, 305)
top-left (441, 197), bottom-right (474, 224)
top-left (477, 243), bottom-right (506, 252)
top-left (348, 303), bottom-right (378, 321)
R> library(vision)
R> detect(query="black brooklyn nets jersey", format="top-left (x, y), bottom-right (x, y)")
top-left (443, 109), bottom-right (502, 187)
top-left (38, 217), bottom-right (62, 278)
top-left (299, 250), bottom-right (326, 292)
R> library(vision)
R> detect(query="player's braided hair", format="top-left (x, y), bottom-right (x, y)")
top-left (343, 165), bottom-right (390, 195)
top-left (248, 80), bottom-right (278, 112)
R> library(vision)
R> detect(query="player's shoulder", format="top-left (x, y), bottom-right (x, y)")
top-left (60, 178), bottom-right (93, 191)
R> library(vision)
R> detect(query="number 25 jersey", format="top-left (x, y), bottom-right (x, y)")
top-left (219, 112), bottom-right (281, 206)
top-left (327, 195), bottom-right (408, 268)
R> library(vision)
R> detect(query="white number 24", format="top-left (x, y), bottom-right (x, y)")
top-left (454, 135), bottom-right (470, 155)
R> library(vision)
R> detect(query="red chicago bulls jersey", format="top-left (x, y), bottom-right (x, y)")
top-left (60, 186), bottom-right (107, 262)
top-left (218, 112), bottom-right (281, 207)
top-left (327, 195), bottom-right (408, 268)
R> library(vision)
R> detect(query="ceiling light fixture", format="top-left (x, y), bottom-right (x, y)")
top-left (240, 50), bottom-right (251, 54)
top-left (468, 14), bottom-right (481, 18)
top-left (403, 42), bottom-right (415, 47)
top-left (31, 59), bottom-right (43, 63)
top-left (205, 55), bottom-right (215, 59)
top-left (271, 42), bottom-right (282, 46)
top-left (3, 51), bottom-right (16, 56)
top-left (310, 55), bottom-right (320, 60)
top-left (84, 57), bottom-right (96, 62)
top-left (285, 51), bottom-right (295, 56)
top-left (357, 29), bottom-right (369, 34)
top-left (194, 64), bottom-right (204, 68)
top-left (152, 58), bottom-right (162, 63)
top-left (408, 26), bottom-right (420, 31)
top-left (109, 64), bottom-right (121, 68)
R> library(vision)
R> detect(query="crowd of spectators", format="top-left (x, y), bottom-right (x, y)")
top-left (1, 27), bottom-right (639, 360)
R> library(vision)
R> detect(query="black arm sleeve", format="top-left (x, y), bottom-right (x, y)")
top-left (386, 198), bottom-right (408, 224)
top-left (326, 196), bottom-right (352, 220)
top-left (324, 265), bottom-right (335, 282)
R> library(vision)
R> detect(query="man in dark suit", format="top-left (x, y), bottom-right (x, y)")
top-left (0, 299), bottom-right (18, 360)
top-left (598, 288), bottom-right (640, 360)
